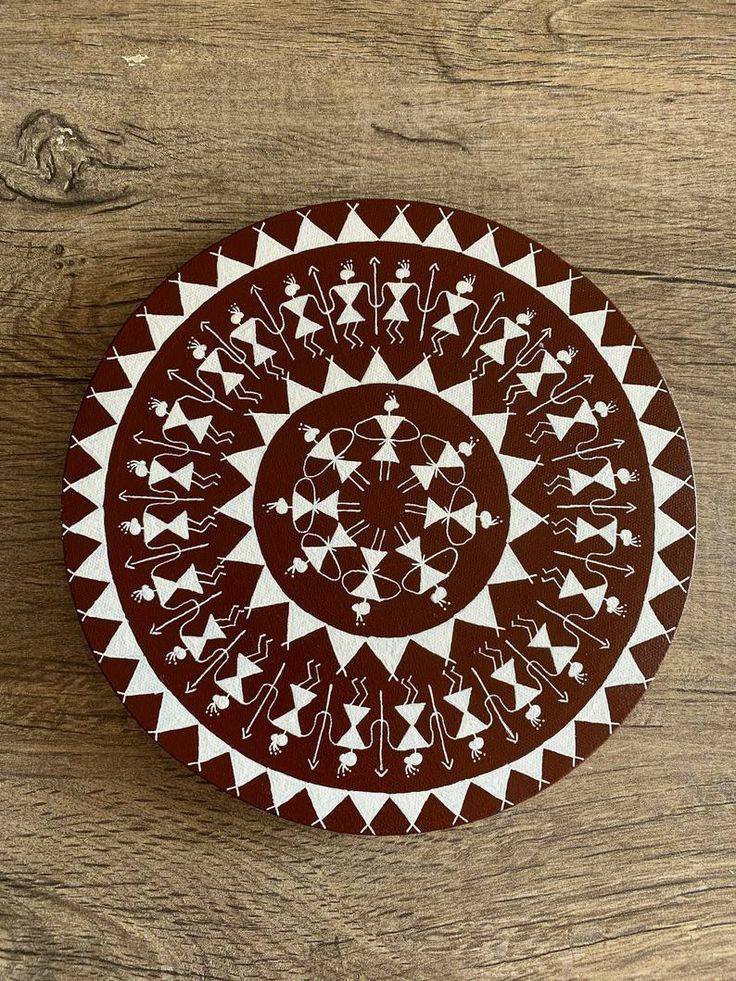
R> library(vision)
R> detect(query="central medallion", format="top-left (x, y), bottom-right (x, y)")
top-left (254, 384), bottom-right (510, 637)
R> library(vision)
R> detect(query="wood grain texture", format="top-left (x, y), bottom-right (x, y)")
top-left (0, 1), bottom-right (733, 977)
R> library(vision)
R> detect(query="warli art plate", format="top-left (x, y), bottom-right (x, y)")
top-left (62, 200), bottom-right (695, 834)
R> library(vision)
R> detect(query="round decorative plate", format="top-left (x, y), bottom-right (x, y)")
top-left (63, 200), bottom-right (696, 835)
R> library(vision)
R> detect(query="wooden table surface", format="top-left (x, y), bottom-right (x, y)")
top-left (1, 2), bottom-right (734, 978)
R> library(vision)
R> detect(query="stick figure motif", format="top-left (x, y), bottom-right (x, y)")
top-left (353, 392), bottom-right (420, 481)
top-left (545, 463), bottom-right (639, 498)
top-left (394, 522), bottom-right (458, 601)
top-left (268, 660), bottom-right (321, 754)
top-left (126, 458), bottom-right (220, 491)
top-left (394, 677), bottom-right (432, 776)
top-left (513, 615), bottom-right (587, 685)
top-left (504, 346), bottom-right (575, 407)
top-left (541, 566), bottom-right (627, 617)
top-left (469, 308), bottom-right (532, 378)
top-left (335, 677), bottom-right (371, 776)
top-left (324, 261), bottom-right (370, 349)
top-left (551, 516), bottom-right (641, 550)
top-left (279, 274), bottom-right (325, 357)
top-left (119, 508), bottom-right (216, 545)
top-left (226, 304), bottom-right (286, 378)
top-left (374, 260), bottom-right (421, 344)
top-left (405, 485), bottom-right (501, 547)
top-left (206, 634), bottom-right (272, 716)
top-left (442, 660), bottom-right (489, 760)
top-left (187, 337), bottom-right (260, 403)
top-left (398, 434), bottom-right (474, 494)
top-left (528, 400), bottom-right (617, 445)
top-left (421, 274), bottom-right (480, 356)
top-left (148, 397), bottom-right (234, 446)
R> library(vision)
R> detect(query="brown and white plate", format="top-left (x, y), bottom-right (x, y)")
top-left (62, 200), bottom-right (696, 834)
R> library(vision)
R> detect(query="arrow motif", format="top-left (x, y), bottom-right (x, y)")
top-left (119, 490), bottom-right (205, 504)
top-left (133, 432), bottom-right (209, 457)
top-left (427, 683), bottom-right (453, 770)
top-left (461, 290), bottom-right (505, 358)
top-left (200, 322), bottom-right (259, 378)
top-left (369, 257), bottom-right (380, 335)
top-left (250, 285), bottom-right (294, 360)
top-left (124, 542), bottom-right (208, 570)
top-left (553, 549), bottom-right (635, 577)
top-left (308, 683), bottom-right (333, 770)
top-left (527, 374), bottom-right (594, 415)
top-left (498, 327), bottom-right (552, 381)
top-left (184, 627), bottom-right (249, 694)
top-left (166, 369), bottom-right (232, 412)
top-left (150, 590), bottom-right (223, 635)
top-left (552, 438), bottom-right (625, 462)
top-left (557, 501), bottom-right (636, 514)
top-left (375, 689), bottom-right (387, 777)
top-left (308, 266), bottom-right (337, 344)
top-left (419, 262), bottom-right (440, 340)
top-left (242, 662), bottom-right (286, 739)
top-left (470, 668), bottom-right (518, 743)
top-left (536, 601), bottom-right (611, 650)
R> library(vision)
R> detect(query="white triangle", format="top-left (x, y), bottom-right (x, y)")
top-left (393, 790), bottom-right (430, 829)
top-left (84, 583), bottom-right (124, 622)
top-left (248, 566), bottom-right (287, 610)
top-left (649, 553), bottom-right (686, 599)
top-left (212, 248), bottom-right (251, 287)
top-left (503, 247), bottom-right (538, 286)
top-left (606, 649), bottom-right (647, 688)
top-left (473, 412), bottom-right (510, 453)
top-left (307, 785), bottom-right (348, 823)
top-left (286, 605), bottom-right (324, 646)
top-left (413, 620), bottom-right (454, 658)
top-left (507, 498), bottom-right (546, 543)
top-left (153, 691), bottom-right (197, 737)
top-left (489, 545), bottom-right (531, 584)
top-left (217, 488), bottom-right (253, 525)
top-left (294, 211), bottom-right (335, 252)
top-left (604, 342), bottom-right (635, 382)
top-left (655, 508), bottom-right (693, 550)
top-left (224, 528), bottom-right (262, 564)
top-left (652, 467), bottom-right (689, 508)
top-left (576, 688), bottom-right (613, 729)
top-left (225, 445), bottom-right (267, 481)
top-left (538, 274), bottom-right (574, 314)
top-left (423, 211), bottom-right (461, 251)
top-left (123, 659), bottom-right (164, 698)
top-left (350, 791), bottom-right (389, 829)
top-left (498, 453), bottom-right (538, 493)
top-left (432, 780), bottom-right (470, 819)
top-left (71, 544), bottom-right (111, 581)
top-left (361, 351), bottom-right (396, 385)
top-left (99, 621), bottom-right (139, 660)
top-left (287, 377), bottom-right (321, 412)
top-left (640, 422), bottom-right (676, 465)
top-left (251, 412), bottom-right (289, 444)
top-left (438, 379), bottom-right (473, 415)
top-left (229, 751), bottom-right (264, 790)
top-left (545, 721), bottom-right (578, 761)
top-left (195, 727), bottom-right (230, 766)
top-left (511, 747), bottom-right (546, 787)
top-left (463, 224), bottom-right (500, 266)
top-left (400, 358), bottom-right (438, 392)
top-left (326, 627), bottom-right (365, 672)
top-left (571, 303), bottom-right (610, 347)
top-left (337, 205), bottom-right (378, 243)
top-left (75, 426), bottom-right (116, 468)
top-left (624, 382), bottom-right (662, 420)
top-left (144, 312), bottom-right (183, 348)
top-left (323, 358), bottom-right (359, 395)
top-left (268, 771), bottom-right (304, 810)
top-left (113, 349), bottom-right (155, 387)
top-left (173, 276), bottom-right (217, 316)
top-left (381, 205), bottom-right (421, 244)
top-left (475, 766), bottom-right (510, 805)
top-left (253, 225), bottom-right (292, 267)
top-left (66, 469), bottom-right (106, 507)
top-left (91, 388), bottom-right (129, 423)
top-left (366, 636), bottom-right (407, 677)
top-left (455, 588), bottom-right (497, 630)
top-left (67, 507), bottom-right (106, 543)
